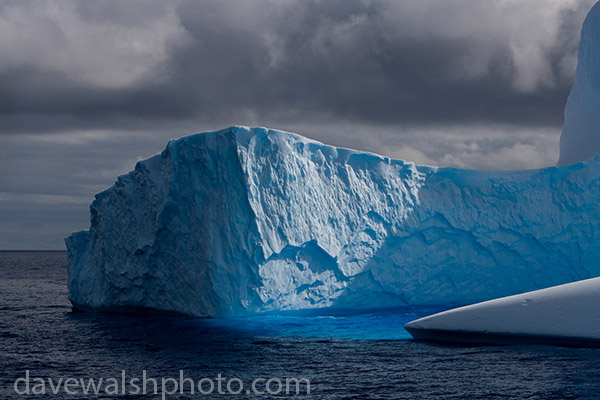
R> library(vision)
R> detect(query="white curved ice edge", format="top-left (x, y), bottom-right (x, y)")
top-left (404, 277), bottom-right (600, 346)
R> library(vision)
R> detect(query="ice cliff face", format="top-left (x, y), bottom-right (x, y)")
top-left (558, 1), bottom-right (600, 166)
top-left (66, 126), bottom-right (600, 317)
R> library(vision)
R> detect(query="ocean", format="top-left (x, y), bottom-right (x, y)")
top-left (1, 251), bottom-right (600, 399)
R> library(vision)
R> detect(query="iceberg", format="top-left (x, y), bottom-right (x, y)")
top-left (65, 125), bottom-right (600, 317)
top-left (404, 277), bottom-right (600, 346)
top-left (558, 1), bottom-right (600, 166)
top-left (66, 2), bottom-right (600, 318)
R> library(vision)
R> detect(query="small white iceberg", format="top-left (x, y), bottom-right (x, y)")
top-left (404, 277), bottom-right (600, 346)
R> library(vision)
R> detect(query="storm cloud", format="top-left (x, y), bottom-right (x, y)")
top-left (0, 0), bottom-right (594, 131)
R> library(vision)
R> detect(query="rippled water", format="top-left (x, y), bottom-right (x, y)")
top-left (2, 251), bottom-right (600, 399)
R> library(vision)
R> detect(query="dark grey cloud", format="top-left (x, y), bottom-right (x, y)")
top-left (0, 0), bottom-right (595, 133)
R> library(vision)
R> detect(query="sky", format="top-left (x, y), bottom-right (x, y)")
top-left (0, 0), bottom-right (596, 249)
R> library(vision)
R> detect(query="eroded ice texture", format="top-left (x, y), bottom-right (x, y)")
top-left (66, 126), bottom-right (600, 317)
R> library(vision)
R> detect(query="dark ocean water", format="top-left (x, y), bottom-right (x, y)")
top-left (1, 251), bottom-right (600, 399)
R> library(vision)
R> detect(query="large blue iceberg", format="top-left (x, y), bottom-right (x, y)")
top-left (66, 125), bottom-right (600, 317)
top-left (66, 2), bottom-right (600, 318)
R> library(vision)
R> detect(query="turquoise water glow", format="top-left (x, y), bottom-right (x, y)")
top-left (199, 308), bottom-right (442, 340)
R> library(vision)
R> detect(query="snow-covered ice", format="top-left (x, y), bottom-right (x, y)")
top-left (404, 277), bottom-right (600, 346)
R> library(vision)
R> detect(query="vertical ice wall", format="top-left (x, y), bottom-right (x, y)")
top-left (558, 1), bottom-right (600, 166)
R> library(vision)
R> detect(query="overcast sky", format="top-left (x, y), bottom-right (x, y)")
top-left (0, 0), bottom-right (596, 249)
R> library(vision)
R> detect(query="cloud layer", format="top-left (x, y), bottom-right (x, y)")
top-left (0, 0), bottom-right (594, 132)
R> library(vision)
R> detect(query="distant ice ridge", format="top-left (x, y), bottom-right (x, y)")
top-left (558, 1), bottom-right (600, 166)
top-left (66, 126), bottom-right (600, 317)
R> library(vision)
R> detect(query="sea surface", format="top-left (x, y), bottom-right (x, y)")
top-left (1, 251), bottom-right (600, 399)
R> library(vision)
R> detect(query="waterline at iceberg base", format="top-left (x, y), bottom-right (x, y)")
top-left (66, 125), bottom-right (600, 318)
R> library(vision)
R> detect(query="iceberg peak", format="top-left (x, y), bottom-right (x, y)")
top-left (558, 1), bottom-right (600, 166)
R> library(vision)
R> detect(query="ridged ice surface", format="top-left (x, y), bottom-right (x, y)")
top-left (66, 126), bottom-right (600, 317)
